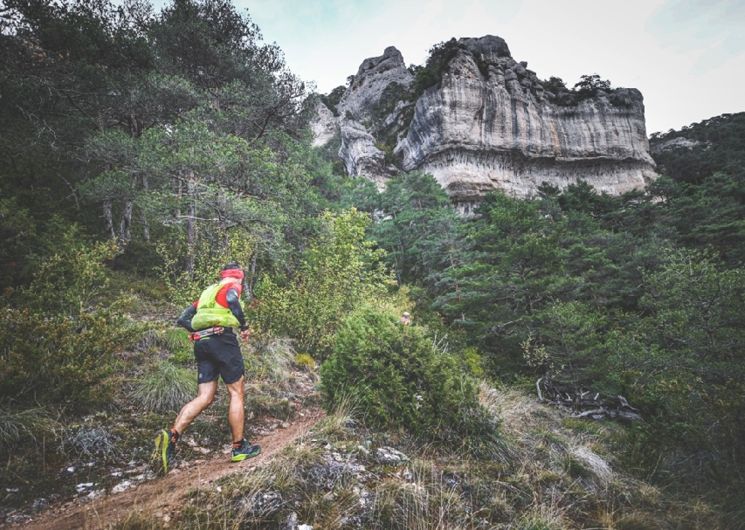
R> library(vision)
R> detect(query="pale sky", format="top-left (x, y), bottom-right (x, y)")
top-left (236, 0), bottom-right (745, 134)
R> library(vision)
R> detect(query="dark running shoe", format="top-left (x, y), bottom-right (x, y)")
top-left (154, 429), bottom-right (176, 474)
top-left (231, 440), bottom-right (261, 462)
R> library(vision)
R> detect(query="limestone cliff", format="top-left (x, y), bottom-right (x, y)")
top-left (312, 35), bottom-right (657, 203)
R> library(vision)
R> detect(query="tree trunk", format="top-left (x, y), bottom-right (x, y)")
top-left (218, 188), bottom-right (229, 253)
top-left (103, 200), bottom-right (115, 239)
top-left (119, 200), bottom-right (133, 246)
top-left (175, 178), bottom-right (182, 218)
top-left (140, 174), bottom-right (150, 242)
top-left (244, 252), bottom-right (258, 302)
top-left (185, 172), bottom-right (197, 276)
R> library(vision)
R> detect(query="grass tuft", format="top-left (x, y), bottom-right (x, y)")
top-left (315, 391), bottom-right (358, 441)
top-left (247, 336), bottom-right (296, 382)
top-left (294, 352), bottom-right (316, 371)
top-left (371, 463), bottom-right (466, 530)
top-left (130, 361), bottom-right (195, 412)
top-left (0, 406), bottom-right (58, 447)
top-left (111, 511), bottom-right (164, 529)
top-left (136, 327), bottom-right (193, 364)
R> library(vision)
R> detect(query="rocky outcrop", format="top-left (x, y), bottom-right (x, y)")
top-left (339, 46), bottom-right (413, 123)
top-left (650, 136), bottom-right (707, 154)
top-left (331, 46), bottom-right (414, 185)
top-left (310, 100), bottom-right (337, 148)
top-left (313, 35), bottom-right (657, 203)
top-left (338, 118), bottom-right (389, 186)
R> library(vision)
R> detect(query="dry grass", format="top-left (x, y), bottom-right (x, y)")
top-left (246, 336), bottom-right (297, 382)
top-left (476, 382), bottom-right (722, 529)
top-left (125, 381), bottom-right (722, 530)
top-left (314, 391), bottom-right (357, 441)
top-left (113, 511), bottom-right (164, 530)
top-left (370, 462), bottom-right (468, 530)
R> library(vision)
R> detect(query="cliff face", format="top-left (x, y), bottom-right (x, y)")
top-left (332, 46), bottom-right (414, 187)
top-left (312, 35), bottom-right (656, 203)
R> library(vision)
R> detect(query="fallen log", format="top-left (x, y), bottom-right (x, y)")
top-left (535, 377), bottom-right (642, 422)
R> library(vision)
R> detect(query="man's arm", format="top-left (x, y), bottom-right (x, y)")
top-left (225, 288), bottom-right (248, 331)
top-left (176, 304), bottom-right (197, 332)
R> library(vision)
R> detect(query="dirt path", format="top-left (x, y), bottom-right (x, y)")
top-left (20, 408), bottom-right (324, 530)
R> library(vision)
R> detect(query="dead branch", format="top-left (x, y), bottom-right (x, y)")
top-left (535, 377), bottom-right (642, 422)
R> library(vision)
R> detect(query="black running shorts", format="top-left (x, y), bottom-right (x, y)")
top-left (193, 331), bottom-right (245, 384)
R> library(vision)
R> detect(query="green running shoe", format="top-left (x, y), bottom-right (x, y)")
top-left (231, 440), bottom-right (261, 462)
top-left (154, 429), bottom-right (176, 474)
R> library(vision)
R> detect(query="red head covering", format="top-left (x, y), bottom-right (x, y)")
top-left (220, 268), bottom-right (244, 281)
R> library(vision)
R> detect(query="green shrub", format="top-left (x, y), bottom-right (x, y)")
top-left (462, 346), bottom-right (485, 378)
top-left (24, 225), bottom-right (119, 315)
top-left (254, 209), bottom-right (390, 358)
top-left (319, 85), bottom-right (346, 116)
top-left (321, 305), bottom-right (500, 453)
top-left (131, 361), bottom-right (195, 412)
top-left (412, 38), bottom-right (462, 98)
top-left (0, 229), bottom-right (133, 409)
top-left (161, 328), bottom-right (194, 364)
top-left (0, 307), bottom-right (126, 409)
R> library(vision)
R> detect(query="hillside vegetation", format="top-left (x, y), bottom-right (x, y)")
top-left (1, 1), bottom-right (744, 528)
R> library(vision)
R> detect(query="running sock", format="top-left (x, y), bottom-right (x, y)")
top-left (170, 429), bottom-right (180, 443)
top-left (232, 439), bottom-right (245, 449)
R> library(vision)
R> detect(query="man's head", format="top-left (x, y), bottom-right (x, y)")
top-left (220, 262), bottom-right (244, 281)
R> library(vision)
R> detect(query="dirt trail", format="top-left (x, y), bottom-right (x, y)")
top-left (20, 408), bottom-right (324, 530)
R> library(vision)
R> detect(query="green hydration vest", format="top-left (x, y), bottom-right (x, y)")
top-left (191, 279), bottom-right (243, 330)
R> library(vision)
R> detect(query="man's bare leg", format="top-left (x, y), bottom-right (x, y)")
top-left (226, 376), bottom-right (245, 443)
top-left (173, 380), bottom-right (218, 435)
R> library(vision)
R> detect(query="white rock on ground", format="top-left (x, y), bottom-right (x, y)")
top-left (571, 446), bottom-right (613, 483)
top-left (374, 446), bottom-right (409, 465)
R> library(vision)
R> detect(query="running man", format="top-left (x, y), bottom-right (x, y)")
top-left (155, 262), bottom-right (260, 473)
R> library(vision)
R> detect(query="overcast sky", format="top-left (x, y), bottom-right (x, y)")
top-left (233, 0), bottom-right (744, 134)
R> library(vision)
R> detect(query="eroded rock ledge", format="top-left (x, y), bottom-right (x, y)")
top-left (311, 35), bottom-right (657, 202)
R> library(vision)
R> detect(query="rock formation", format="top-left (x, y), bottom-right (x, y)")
top-left (311, 35), bottom-right (657, 205)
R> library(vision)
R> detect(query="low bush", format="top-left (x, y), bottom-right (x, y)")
top-left (321, 305), bottom-right (500, 454)
top-left (23, 225), bottom-right (118, 315)
top-left (0, 232), bottom-right (134, 410)
top-left (0, 307), bottom-right (126, 409)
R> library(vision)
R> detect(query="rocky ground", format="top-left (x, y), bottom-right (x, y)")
top-left (13, 405), bottom-right (324, 529)
top-left (3, 374), bottom-right (720, 529)
top-left (1, 330), bottom-right (322, 529)
top-left (124, 384), bottom-right (718, 529)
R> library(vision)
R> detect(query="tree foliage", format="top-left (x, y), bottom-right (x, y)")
top-left (253, 209), bottom-right (390, 358)
top-left (573, 74), bottom-right (611, 96)
top-left (366, 114), bottom-right (745, 514)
